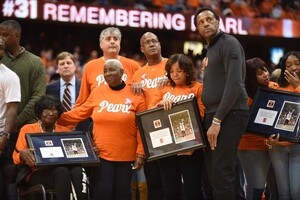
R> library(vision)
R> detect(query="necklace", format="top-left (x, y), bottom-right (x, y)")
top-left (38, 121), bottom-right (55, 133)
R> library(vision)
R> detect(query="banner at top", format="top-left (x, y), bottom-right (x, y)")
top-left (1, 0), bottom-right (300, 38)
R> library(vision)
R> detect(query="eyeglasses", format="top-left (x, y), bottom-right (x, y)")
top-left (42, 109), bottom-right (59, 115)
top-left (143, 39), bottom-right (159, 46)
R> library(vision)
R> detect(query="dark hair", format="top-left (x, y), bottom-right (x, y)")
top-left (245, 57), bottom-right (268, 99)
top-left (278, 51), bottom-right (300, 87)
top-left (0, 20), bottom-right (22, 35)
top-left (194, 7), bottom-right (220, 28)
top-left (165, 54), bottom-right (196, 87)
top-left (34, 95), bottom-right (63, 120)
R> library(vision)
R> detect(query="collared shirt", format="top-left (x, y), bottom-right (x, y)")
top-left (60, 77), bottom-right (76, 109)
top-left (5, 46), bottom-right (25, 60)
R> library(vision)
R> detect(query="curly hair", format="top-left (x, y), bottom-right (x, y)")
top-left (278, 51), bottom-right (300, 88)
top-left (165, 54), bottom-right (196, 87)
top-left (34, 95), bottom-right (63, 120)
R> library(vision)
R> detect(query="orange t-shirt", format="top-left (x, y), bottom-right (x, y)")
top-left (133, 58), bottom-right (167, 109)
top-left (75, 56), bottom-right (140, 108)
top-left (13, 123), bottom-right (71, 181)
top-left (58, 84), bottom-right (146, 162)
top-left (149, 81), bottom-right (205, 119)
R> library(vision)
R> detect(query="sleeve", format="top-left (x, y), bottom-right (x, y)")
top-left (295, 85), bottom-right (300, 93)
top-left (214, 37), bottom-right (246, 120)
top-left (13, 126), bottom-right (30, 164)
top-left (196, 84), bottom-right (205, 119)
top-left (125, 60), bottom-right (141, 86)
top-left (58, 87), bottom-right (96, 125)
top-left (4, 72), bottom-right (20, 103)
top-left (132, 69), bottom-right (140, 83)
top-left (17, 59), bottom-right (46, 125)
top-left (74, 64), bottom-right (92, 108)
top-left (135, 95), bottom-right (146, 155)
top-left (148, 88), bottom-right (163, 109)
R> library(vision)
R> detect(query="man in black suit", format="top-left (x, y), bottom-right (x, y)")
top-left (46, 51), bottom-right (90, 132)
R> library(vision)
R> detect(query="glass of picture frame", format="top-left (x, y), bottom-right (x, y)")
top-left (136, 98), bottom-right (206, 161)
top-left (246, 87), bottom-right (300, 142)
top-left (26, 131), bottom-right (100, 168)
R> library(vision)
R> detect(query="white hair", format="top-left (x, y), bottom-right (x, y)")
top-left (104, 59), bottom-right (123, 69)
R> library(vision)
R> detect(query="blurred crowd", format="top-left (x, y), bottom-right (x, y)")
top-left (45, 0), bottom-right (300, 20)
top-left (37, 0), bottom-right (300, 83)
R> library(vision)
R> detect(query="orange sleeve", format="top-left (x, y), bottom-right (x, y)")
top-left (148, 88), bottom-right (163, 109)
top-left (296, 85), bottom-right (300, 93)
top-left (74, 62), bottom-right (93, 108)
top-left (196, 83), bottom-right (205, 119)
top-left (59, 87), bottom-right (97, 125)
top-left (135, 94), bottom-right (146, 155)
top-left (13, 127), bottom-right (30, 164)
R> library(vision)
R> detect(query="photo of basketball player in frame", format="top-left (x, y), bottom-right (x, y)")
top-left (246, 87), bottom-right (300, 142)
top-left (136, 98), bottom-right (206, 161)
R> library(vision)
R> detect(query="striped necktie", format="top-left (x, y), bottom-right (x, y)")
top-left (62, 83), bottom-right (72, 112)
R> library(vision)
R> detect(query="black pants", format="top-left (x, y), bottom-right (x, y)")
top-left (203, 110), bottom-right (249, 200)
top-left (144, 160), bottom-right (164, 200)
top-left (0, 138), bottom-right (18, 200)
top-left (90, 158), bottom-right (133, 200)
top-left (29, 166), bottom-right (88, 200)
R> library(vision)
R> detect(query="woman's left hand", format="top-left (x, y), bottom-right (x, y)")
top-left (132, 155), bottom-right (145, 171)
top-left (285, 70), bottom-right (300, 89)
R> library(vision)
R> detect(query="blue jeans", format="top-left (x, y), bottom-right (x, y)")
top-left (239, 150), bottom-right (271, 200)
top-left (158, 149), bottom-right (204, 200)
top-left (269, 144), bottom-right (300, 200)
top-left (235, 155), bottom-right (246, 200)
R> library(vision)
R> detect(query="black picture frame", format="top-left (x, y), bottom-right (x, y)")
top-left (246, 87), bottom-right (300, 142)
top-left (136, 98), bottom-right (206, 161)
top-left (26, 131), bottom-right (100, 168)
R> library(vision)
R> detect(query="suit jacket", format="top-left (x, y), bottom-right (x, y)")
top-left (46, 78), bottom-right (91, 132)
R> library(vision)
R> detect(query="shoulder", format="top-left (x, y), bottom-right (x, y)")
top-left (0, 64), bottom-right (18, 78)
top-left (268, 81), bottom-right (279, 89)
top-left (20, 123), bottom-right (39, 131)
top-left (46, 80), bottom-right (60, 89)
top-left (23, 50), bottom-right (44, 63)
top-left (119, 56), bottom-right (140, 66)
top-left (84, 58), bottom-right (104, 70)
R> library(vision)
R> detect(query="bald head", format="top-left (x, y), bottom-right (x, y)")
top-left (140, 32), bottom-right (158, 46)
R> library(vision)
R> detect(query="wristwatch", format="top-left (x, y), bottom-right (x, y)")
top-left (0, 132), bottom-right (10, 139)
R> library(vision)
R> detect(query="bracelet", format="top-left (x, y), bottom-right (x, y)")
top-left (213, 118), bottom-right (222, 123)
top-left (212, 119), bottom-right (221, 125)
top-left (265, 139), bottom-right (273, 149)
top-left (136, 154), bottom-right (146, 159)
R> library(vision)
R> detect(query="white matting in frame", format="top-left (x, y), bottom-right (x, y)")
top-left (275, 101), bottom-right (300, 132)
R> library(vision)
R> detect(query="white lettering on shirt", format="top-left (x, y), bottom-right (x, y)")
top-left (141, 77), bottom-right (164, 88)
top-left (98, 100), bottom-right (131, 113)
top-left (163, 92), bottom-right (195, 103)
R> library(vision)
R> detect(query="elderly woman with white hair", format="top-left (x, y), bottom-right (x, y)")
top-left (58, 59), bottom-right (146, 200)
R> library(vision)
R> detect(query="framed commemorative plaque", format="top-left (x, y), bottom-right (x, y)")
top-left (246, 87), bottom-right (300, 142)
top-left (136, 98), bottom-right (206, 161)
top-left (26, 131), bottom-right (100, 168)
